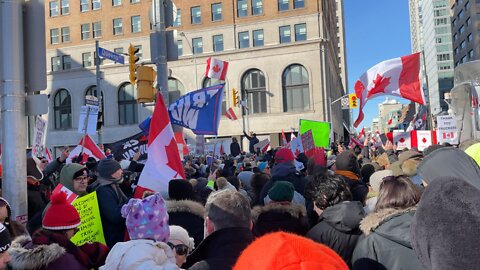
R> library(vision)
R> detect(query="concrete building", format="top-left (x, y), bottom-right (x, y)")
top-left (451, 0), bottom-right (478, 66)
top-left (371, 118), bottom-right (379, 132)
top-left (43, 0), bottom-right (349, 154)
top-left (377, 98), bottom-right (404, 133)
top-left (409, 0), bottom-right (453, 116)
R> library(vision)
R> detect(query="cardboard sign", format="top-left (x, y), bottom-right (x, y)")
top-left (32, 116), bottom-right (47, 156)
top-left (301, 130), bottom-right (315, 153)
top-left (78, 105), bottom-right (99, 135)
top-left (70, 191), bottom-right (106, 246)
top-left (436, 115), bottom-right (459, 144)
top-left (299, 119), bottom-right (331, 148)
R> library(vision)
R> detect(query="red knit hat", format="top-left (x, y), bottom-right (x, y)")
top-left (274, 148), bottom-right (295, 163)
top-left (234, 232), bottom-right (348, 270)
top-left (42, 192), bottom-right (81, 230)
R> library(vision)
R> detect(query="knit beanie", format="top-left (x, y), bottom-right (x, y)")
top-left (43, 192), bottom-right (81, 230)
top-left (335, 151), bottom-right (361, 175)
top-left (168, 179), bottom-right (195, 201)
top-left (274, 148), bottom-right (295, 164)
top-left (268, 181), bottom-right (294, 202)
top-left (122, 193), bottom-right (169, 242)
top-left (59, 163), bottom-right (88, 195)
top-left (0, 224), bottom-right (11, 253)
top-left (97, 158), bottom-right (122, 179)
top-left (234, 232), bottom-right (348, 270)
top-left (369, 170), bottom-right (394, 193)
top-left (169, 225), bottom-right (195, 250)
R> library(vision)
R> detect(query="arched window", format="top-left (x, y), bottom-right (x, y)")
top-left (53, 89), bottom-right (72, 129)
top-left (241, 69), bottom-right (267, 114)
top-left (168, 78), bottom-right (185, 104)
top-left (85, 86), bottom-right (104, 124)
top-left (118, 83), bottom-right (138, 125)
top-left (203, 77), bottom-right (226, 114)
top-left (282, 64), bottom-right (309, 112)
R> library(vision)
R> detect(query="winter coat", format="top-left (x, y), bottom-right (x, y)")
top-left (259, 162), bottom-right (307, 205)
top-left (306, 201), bottom-right (365, 267)
top-left (251, 203), bottom-right (310, 237)
top-left (352, 207), bottom-right (421, 270)
top-left (166, 199), bottom-right (205, 248)
top-left (184, 227), bottom-right (253, 270)
top-left (96, 184), bottom-right (128, 248)
top-left (243, 132), bottom-right (259, 153)
top-left (230, 142), bottom-right (241, 157)
top-left (27, 183), bottom-right (48, 220)
top-left (100, 239), bottom-right (179, 270)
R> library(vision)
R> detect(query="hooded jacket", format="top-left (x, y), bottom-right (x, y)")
top-left (258, 162), bottom-right (307, 205)
top-left (417, 147), bottom-right (480, 185)
top-left (166, 199), bottom-right (205, 248)
top-left (306, 201), bottom-right (365, 266)
top-left (100, 239), bottom-right (179, 270)
top-left (334, 151), bottom-right (369, 204)
top-left (59, 164), bottom-right (87, 196)
top-left (251, 203), bottom-right (309, 237)
top-left (411, 176), bottom-right (480, 270)
top-left (352, 207), bottom-right (421, 270)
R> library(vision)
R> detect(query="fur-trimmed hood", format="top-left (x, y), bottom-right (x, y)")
top-left (166, 199), bottom-right (205, 218)
top-left (360, 206), bottom-right (416, 248)
top-left (251, 203), bottom-right (306, 222)
top-left (8, 235), bottom-right (66, 270)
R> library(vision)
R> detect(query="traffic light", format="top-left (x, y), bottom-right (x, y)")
top-left (349, 93), bottom-right (358, 108)
top-left (136, 66), bottom-right (157, 103)
top-left (128, 44), bottom-right (140, 84)
top-left (232, 88), bottom-right (239, 106)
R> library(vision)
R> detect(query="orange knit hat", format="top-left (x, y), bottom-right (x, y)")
top-left (234, 232), bottom-right (348, 270)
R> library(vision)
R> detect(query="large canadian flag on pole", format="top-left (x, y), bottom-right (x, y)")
top-left (134, 94), bottom-right (186, 198)
top-left (354, 52), bottom-right (425, 127)
top-left (206, 57), bottom-right (229, 81)
top-left (67, 135), bottom-right (106, 164)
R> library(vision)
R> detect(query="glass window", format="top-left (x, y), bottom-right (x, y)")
top-left (242, 69), bottom-right (267, 114)
top-left (213, 34), bottom-right (224, 52)
top-left (134, 45), bottom-right (142, 59)
top-left (191, 6), bottom-right (201, 24)
top-left (238, 31), bottom-right (249, 49)
top-left (61, 27), bottom-right (70, 42)
top-left (466, 17), bottom-right (471, 26)
top-left (168, 78), bottom-right (186, 105)
top-left (114, 47), bottom-right (123, 54)
top-left (92, 22), bottom-right (101, 38)
top-left (50, 28), bottom-right (59, 44)
top-left (459, 10), bottom-right (464, 19)
top-left (113, 18), bottom-right (123, 35)
top-left (92, 0), bottom-right (101, 10)
top-left (113, 0), bottom-right (121, 6)
top-left (294, 23), bottom-right (306, 41)
top-left (174, 9), bottom-right (182, 26)
top-left (131, 15), bottom-right (141, 33)
top-left (294, 0), bottom-right (304, 9)
top-left (283, 64), bottom-right (310, 112)
top-left (131, 0), bottom-right (140, 3)
top-left (85, 86), bottom-right (105, 124)
top-left (212, 3), bottom-right (222, 21)
top-left (278, 0), bottom-right (289, 11)
top-left (469, 49), bottom-right (474, 59)
top-left (61, 0), bottom-right (69, 14)
top-left (253, 29), bottom-right (264, 47)
top-left (177, 40), bottom-right (183, 56)
top-left (461, 40), bottom-right (466, 49)
top-left (468, 33), bottom-right (473, 42)
top-left (192, 37), bottom-right (203, 54)
top-left (252, 0), bottom-right (263, 15)
top-left (279, 25), bottom-right (291, 43)
top-left (54, 89), bottom-right (72, 129)
top-left (82, 52), bottom-right (92, 67)
top-left (81, 24), bottom-right (90, 40)
top-left (118, 83), bottom-right (138, 125)
top-left (62, 55), bottom-right (71, 70)
top-left (460, 25), bottom-right (465, 34)
top-left (80, 0), bottom-right (89, 12)
top-left (237, 0), bottom-right (248, 17)
top-left (203, 78), bottom-right (226, 114)
top-left (51, 56), bottom-right (61, 72)
top-left (49, 1), bottom-right (59, 17)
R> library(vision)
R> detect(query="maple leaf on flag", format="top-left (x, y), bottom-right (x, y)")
top-left (165, 138), bottom-right (184, 178)
top-left (213, 64), bottom-right (221, 73)
top-left (422, 138), bottom-right (427, 143)
top-left (367, 74), bottom-right (391, 98)
top-left (295, 148), bottom-right (301, 157)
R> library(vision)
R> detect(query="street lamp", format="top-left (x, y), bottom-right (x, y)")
top-left (179, 32), bottom-right (198, 88)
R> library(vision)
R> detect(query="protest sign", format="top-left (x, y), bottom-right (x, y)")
top-left (436, 115), bottom-right (459, 144)
top-left (290, 137), bottom-right (304, 156)
top-left (78, 105), bottom-right (99, 135)
top-left (70, 191), bottom-right (106, 246)
top-left (32, 116), bottom-right (47, 156)
top-left (299, 119), bottom-right (331, 148)
top-left (301, 130), bottom-right (315, 152)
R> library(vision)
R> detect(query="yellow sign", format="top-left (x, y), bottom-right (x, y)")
top-left (70, 191), bottom-right (106, 246)
top-left (349, 93), bottom-right (358, 109)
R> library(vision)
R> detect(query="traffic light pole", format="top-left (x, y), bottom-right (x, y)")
top-left (95, 40), bottom-right (103, 146)
top-left (151, 0), bottom-right (169, 104)
top-left (0, 0), bottom-right (28, 223)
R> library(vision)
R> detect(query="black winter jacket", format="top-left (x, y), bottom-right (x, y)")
top-left (166, 199), bottom-right (205, 248)
top-left (307, 201), bottom-right (365, 267)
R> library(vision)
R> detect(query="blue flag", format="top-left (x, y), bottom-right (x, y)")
top-left (138, 116), bottom-right (151, 135)
top-left (168, 84), bottom-right (225, 135)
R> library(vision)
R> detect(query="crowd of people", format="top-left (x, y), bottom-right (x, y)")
top-left (0, 135), bottom-right (478, 269)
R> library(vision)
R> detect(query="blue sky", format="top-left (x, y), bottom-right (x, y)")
top-left (344, 0), bottom-right (411, 131)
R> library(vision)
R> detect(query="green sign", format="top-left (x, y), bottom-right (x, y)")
top-left (299, 119), bottom-right (331, 148)
top-left (70, 191), bottom-right (106, 246)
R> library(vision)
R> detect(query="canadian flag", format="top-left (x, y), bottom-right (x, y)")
top-left (387, 115), bottom-right (393, 126)
top-left (354, 52), bottom-right (425, 127)
top-left (225, 107), bottom-right (238, 121)
top-left (52, 184), bottom-right (78, 204)
top-left (67, 135), bottom-right (106, 164)
top-left (358, 128), bottom-right (365, 141)
top-left (290, 137), bottom-right (304, 157)
top-left (412, 130), bottom-right (433, 151)
top-left (393, 130), bottom-right (411, 150)
top-left (206, 57), bottom-right (229, 81)
top-left (134, 94), bottom-right (186, 198)
top-left (281, 130), bottom-right (288, 147)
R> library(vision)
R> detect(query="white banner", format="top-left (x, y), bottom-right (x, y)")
top-left (436, 115), bottom-right (458, 144)
top-left (393, 130), bottom-right (411, 150)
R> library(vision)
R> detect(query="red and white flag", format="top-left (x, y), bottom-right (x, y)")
top-left (290, 137), bottom-right (304, 157)
top-left (206, 57), bottom-right (229, 81)
top-left (225, 107), bottom-right (238, 121)
top-left (353, 52), bottom-right (425, 127)
top-left (393, 130), bottom-right (411, 150)
top-left (358, 128), bottom-right (365, 141)
top-left (45, 148), bottom-right (53, 163)
top-left (67, 135), bottom-right (106, 164)
top-left (281, 130), bottom-right (288, 147)
top-left (411, 130), bottom-right (433, 151)
top-left (52, 184), bottom-right (78, 204)
top-left (134, 94), bottom-right (186, 198)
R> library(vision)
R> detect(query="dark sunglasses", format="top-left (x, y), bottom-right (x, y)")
top-left (167, 242), bottom-right (190, 256)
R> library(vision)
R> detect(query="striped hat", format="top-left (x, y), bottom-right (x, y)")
top-left (42, 192), bottom-right (81, 230)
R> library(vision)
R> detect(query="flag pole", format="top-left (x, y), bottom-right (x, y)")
top-left (421, 50), bottom-right (432, 130)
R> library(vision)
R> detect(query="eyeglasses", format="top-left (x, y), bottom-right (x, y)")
top-left (167, 242), bottom-right (190, 256)
top-left (73, 176), bottom-right (89, 182)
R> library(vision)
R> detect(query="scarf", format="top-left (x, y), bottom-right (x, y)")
top-left (90, 176), bottom-right (128, 205)
top-left (335, 170), bottom-right (360, 181)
